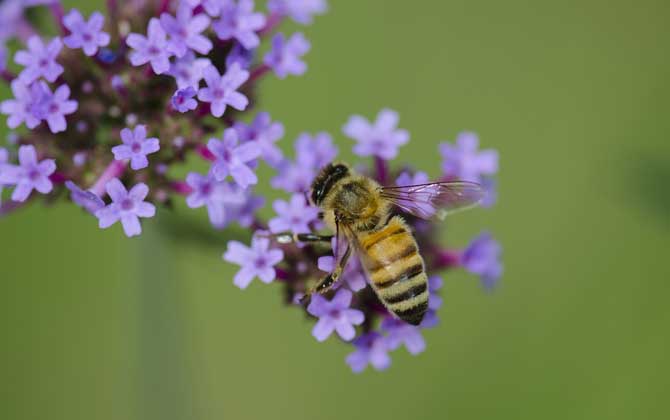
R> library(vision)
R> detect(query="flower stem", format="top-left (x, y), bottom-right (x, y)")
top-left (0, 198), bottom-right (29, 217)
top-left (258, 13), bottom-right (284, 37)
top-left (91, 160), bottom-right (127, 196)
top-left (375, 157), bottom-right (389, 185)
top-left (158, 0), bottom-right (171, 14)
top-left (1, 70), bottom-right (15, 84)
top-left (433, 249), bottom-right (462, 269)
top-left (195, 144), bottom-right (216, 162)
top-left (49, 2), bottom-right (67, 35)
top-left (248, 64), bottom-right (271, 84)
top-left (170, 181), bottom-right (192, 196)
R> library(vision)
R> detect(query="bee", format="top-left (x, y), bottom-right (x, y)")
top-left (276, 162), bottom-right (484, 325)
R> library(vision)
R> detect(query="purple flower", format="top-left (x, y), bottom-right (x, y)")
top-left (417, 275), bottom-right (443, 328)
top-left (168, 51), bottom-right (211, 89)
top-left (439, 132), bottom-right (498, 182)
top-left (268, 0), bottom-right (328, 25)
top-left (111, 125), bottom-right (160, 170)
top-left (396, 170), bottom-right (429, 187)
top-left (62, 9), bottom-right (110, 56)
top-left (270, 160), bottom-right (315, 193)
top-left (207, 128), bottom-right (261, 188)
top-left (227, 191), bottom-right (264, 227)
top-left (65, 181), bottom-right (105, 214)
top-left (126, 18), bottom-right (171, 74)
top-left (184, 0), bottom-right (226, 17)
top-left (318, 252), bottom-right (367, 292)
top-left (0, 145), bottom-right (55, 202)
top-left (197, 63), bottom-right (249, 117)
top-left (295, 131), bottom-right (338, 169)
top-left (343, 109), bottom-right (409, 160)
top-left (264, 32), bottom-right (310, 79)
top-left (95, 179), bottom-right (156, 237)
top-left (345, 332), bottom-right (391, 373)
top-left (462, 232), bottom-right (503, 290)
top-left (185, 171), bottom-right (245, 227)
top-left (212, 0), bottom-right (265, 49)
top-left (31, 81), bottom-right (78, 133)
top-left (381, 317), bottom-right (426, 355)
top-left (480, 177), bottom-right (497, 208)
top-left (0, 1), bottom-right (25, 42)
top-left (268, 193), bottom-right (319, 234)
top-left (225, 43), bottom-right (255, 69)
top-left (307, 289), bottom-right (364, 342)
top-left (0, 147), bottom-right (9, 204)
top-left (223, 236), bottom-right (284, 289)
top-left (234, 112), bottom-right (284, 166)
top-left (160, 4), bottom-right (212, 57)
top-left (1, 79), bottom-right (42, 130)
top-left (14, 36), bottom-right (63, 83)
top-left (171, 87), bottom-right (198, 113)
top-left (0, 45), bottom-right (7, 72)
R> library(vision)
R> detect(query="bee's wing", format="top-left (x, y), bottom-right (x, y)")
top-left (379, 181), bottom-right (485, 220)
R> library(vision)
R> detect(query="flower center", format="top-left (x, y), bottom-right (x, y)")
top-left (28, 168), bottom-right (41, 181)
top-left (38, 58), bottom-right (49, 68)
top-left (120, 198), bottom-right (134, 211)
top-left (212, 88), bottom-right (224, 99)
top-left (148, 45), bottom-right (160, 56)
top-left (201, 182), bottom-right (212, 195)
top-left (329, 309), bottom-right (341, 318)
top-left (254, 256), bottom-right (267, 269)
top-left (131, 142), bottom-right (142, 153)
top-left (48, 103), bottom-right (59, 113)
top-left (82, 32), bottom-right (93, 42)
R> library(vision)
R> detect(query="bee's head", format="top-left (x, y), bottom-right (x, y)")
top-left (310, 162), bottom-right (350, 206)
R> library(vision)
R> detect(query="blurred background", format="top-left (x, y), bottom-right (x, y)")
top-left (2, 0), bottom-right (669, 419)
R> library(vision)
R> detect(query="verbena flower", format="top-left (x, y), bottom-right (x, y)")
top-left (65, 181), bottom-right (105, 214)
top-left (62, 10), bottom-right (110, 56)
top-left (345, 332), bottom-right (391, 373)
top-left (264, 32), bottom-right (310, 79)
top-left (268, 193), bottom-right (319, 234)
top-left (440, 131), bottom-right (498, 182)
top-left (223, 236), bottom-right (284, 289)
top-left (185, 171), bottom-right (245, 228)
top-left (268, 0), bottom-right (329, 25)
top-left (307, 289), bottom-right (364, 342)
top-left (294, 131), bottom-right (337, 169)
top-left (160, 4), bottom-right (212, 57)
top-left (343, 108), bottom-right (409, 160)
top-left (111, 125), bottom-right (160, 171)
top-left (32, 81), bottom-right (78, 133)
top-left (171, 87), bottom-right (198, 113)
top-left (213, 0), bottom-right (265, 49)
top-left (233, 112), bottom-right (284, 166)
top-left (168, 51), bottom-right (211, 89)
top-left (462, 232), bottom-right (503, 290)
top-left (381, 317), bottom-right (426, 355)
top-left (14, 36), bottom-right (63, 83)
top-left (95, 179), bottom-right (156, 238)
top-left (197, 63), bottom-right (249, 117)
top-left (126, 18), bottom-right (171, 74)
top-left (207, 127), bottom-right (260, 188)
top-left (0, 79), bottom-right (42, 129)
top-left (0, 145), bottom-right (55, 202)
top-left (226, 43), bottom-right (255, 69)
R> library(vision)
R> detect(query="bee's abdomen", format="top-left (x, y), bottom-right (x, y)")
top-left (360, 217), bottom-right (429, 326)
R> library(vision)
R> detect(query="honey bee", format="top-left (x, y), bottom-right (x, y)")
top-left (276, 162), bottom-right (484, 325)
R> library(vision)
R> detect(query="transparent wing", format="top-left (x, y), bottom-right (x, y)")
top-left (379, 181), bottom-right (485, 220)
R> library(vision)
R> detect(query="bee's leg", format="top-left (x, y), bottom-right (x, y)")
top-left (268, 232), bottom-right (333, 244)
top-left (300, 245), bottom-right (352, 304)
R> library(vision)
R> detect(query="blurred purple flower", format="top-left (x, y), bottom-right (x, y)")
top-left (65, 181), bottom-right (105, 214)
top-left (126, 18), bottom-right (171, 74)
top-left (0, 145), bottom-right (55, 202)
top-left (0, 147), bottom-right (7, 204)
top-left (112, 125), bottom-right (160, 170)
top-left (420, 275), bottom-right (443, 329)
top-left (62, 10), bottom-right (110, 56)
top-left (32, 81), bottom-right (78, 133)
top-left (395, 170), bottom-right (429, 187)
top-left (307, 289), bottom-right (364, 342)
top-left (171, 87), bottom-right (198, 113)
top-left (225, 43), bottom-right (255, 69)
top-left (0, 45), bottom-right (6, 72)
top-left (462, 232), bottom-right (503, 290)
top-left (439, 132), bottom-right (498, 182)
top-left (227, 191), bottom-right (264, 227)
top-left (268, 193), bottom-right (319, 234)
top-left (268, 0), bottom-right (328, 25)
top-left (264, 32), bottom-right (310, 79)
top-left (185, 171), bottom-right (246, 227)
top-left (270, 159), bottom-right (315, 193)
top-left (14, 36), bottom-right (63, 83)
top-left (207, 127), bottom-right (261, 188)
top-left (295, 131), bottom-right (337, 169)
top-left (480, 177), bottom-right (497, 208)
top-left (1, 79), bottom-right (42, 130)
top-left (160, 4), bottom-right (212, 57)
top-left (343, 108), bottom-right (409, 160)
top-left (381, 317), bottom-right (426, 355)
top-left (198, 63), bottom-right (249, 117)
top-left (234, 112), bottom-right (284, 166)
top-left (345, 332), bottom-right (391, 373)
top-left (213, 0), bottom-right (265, 49)
top-left (95, 179), bottom-right (156, 237)
top-left (223, 236), bottom-right (284, 289)
top-left (168, 51), bottom-right (211, 89)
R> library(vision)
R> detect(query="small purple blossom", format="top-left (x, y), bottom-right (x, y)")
top-left (345, 332), bottom-right (391, 373)
top-left (197, 63), bottom-right (249, 117)
top-left (14, 36), bottom-right (63, 83)
top-left (223, 236), bottom-right (284, 289)
top-left (479, 177), bottom-right (498, 208)
top-left (95, 179), bottom-right (156, 237)
top-left (270, 159), bottom-right (315, 193)
top-left (184, 0), bottom-right (226, 17)
top-left (126, 18), bottom-right (171, 74)
top-left (0, 45), bottom-right (7, 72)
top-left (168, 52), bottom-right (211, 89)
top-left (0, 145), bottom-right (55, 202)
top-left (268, 0), bottom-right (328, 25)
top-left (207, 128), bottom-right (261, 188)
top-left (234, 112), bottom-right (284, 166)
top-left (343, 109), bottom-right (410, 160)
top-left (31, 81), bottom-right (78, 133)
top-left (264, 32), bottom-right (310, 79)
top-left (0, 147), bottom-right (9, 204)
top-left (295, 131), bottom-right (338, 169)
top-left (65, 181), bottom-right (105, 214)
top-left (462, 232), bottom-right (503, 290)
top-left (171, 87), bottom-right (198, 113)
top-left (227, 191), bottom-right (264, 227)
top-left (1, 79), bottom-right (42, 130)
top-left (62, 9), bottom-right (110, 56)
top-left (440, 132), bottom-right (498, 182)
top-left (225, 43), bottom-right (255, 69)
top-left (307, 289), bottom-right (364, 342)
top-left (381, 317), bottom-right (426, 355)
top-left (160, 4), bottom-right (212, 57)
top-left (185, 171), bottom-right (246, 227)
top-left (213, 0), bottom-right (265, 49)
top-left (268, 193), bottom-right (319, 234)
top-left (111, 125), bottom-right (160, 170)
top-left (419, 276), bottom-right (444, 329)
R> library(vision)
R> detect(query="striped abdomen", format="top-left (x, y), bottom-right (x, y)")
top-left (358, 216), bottom-right (429, 325)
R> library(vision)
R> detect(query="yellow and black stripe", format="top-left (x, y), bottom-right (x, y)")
top-left (359, 216), bottom-right (429, 325)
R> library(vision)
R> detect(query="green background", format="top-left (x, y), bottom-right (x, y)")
top-left (2, 0), bottom-right (669, 419)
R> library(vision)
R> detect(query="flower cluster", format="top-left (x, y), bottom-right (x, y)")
top-left (0, 0), bottom-right (502, 372)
